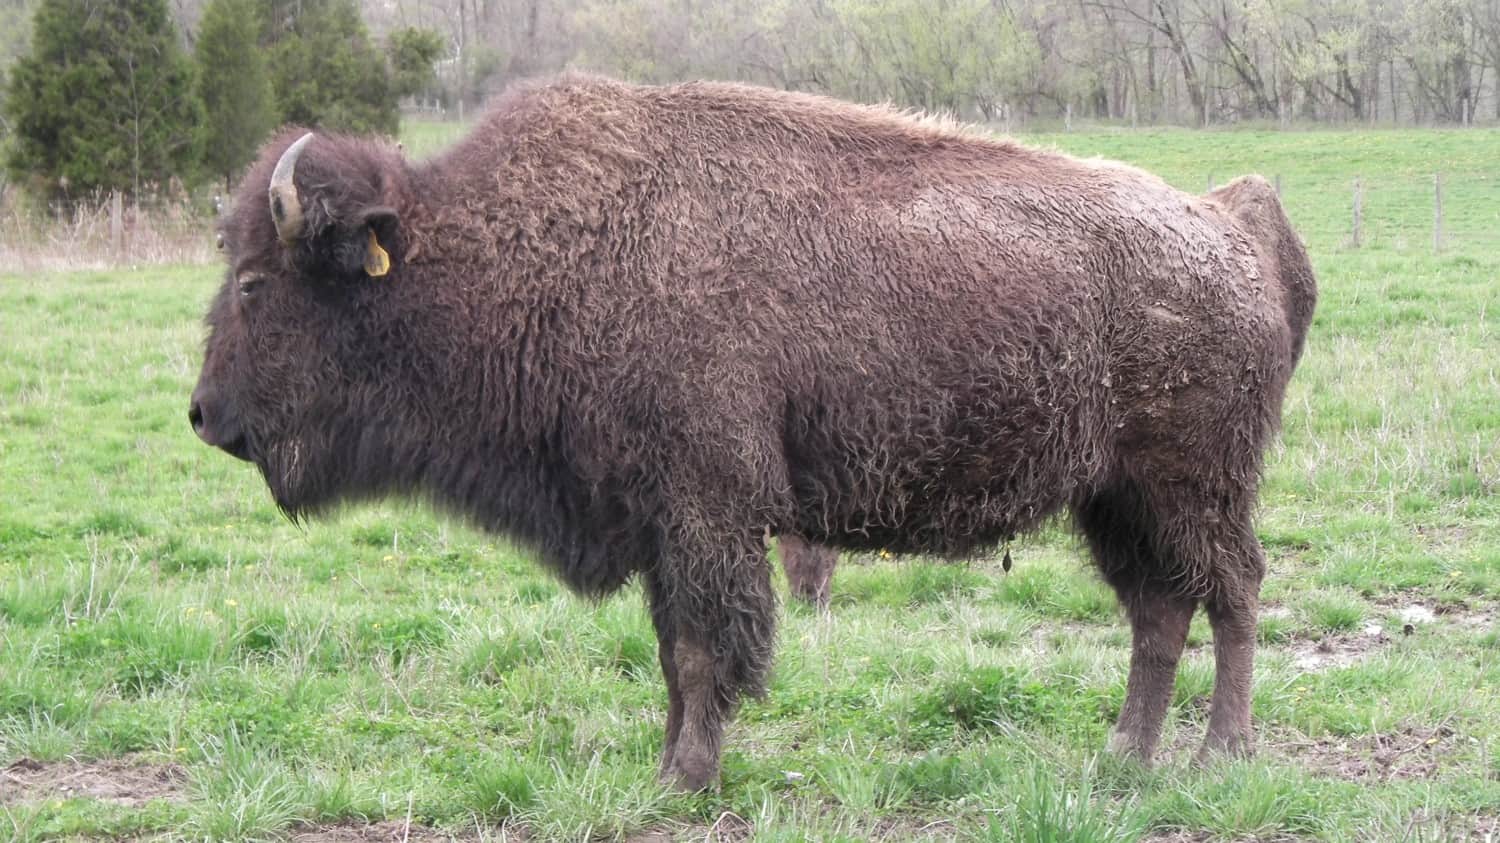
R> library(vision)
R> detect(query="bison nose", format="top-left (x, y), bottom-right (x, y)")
top-left (190, 389), bottom-right (252, 461)
top-left (188, 400), bottom-right (206, 438)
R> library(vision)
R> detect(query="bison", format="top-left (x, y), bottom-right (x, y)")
top-left (190, 74), bottom-right (1315, 791)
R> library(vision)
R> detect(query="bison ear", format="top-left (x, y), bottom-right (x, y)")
top-left (359, 206), bottom-right (400, 279)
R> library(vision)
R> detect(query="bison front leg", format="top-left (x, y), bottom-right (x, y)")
top-left (644, 538), bottom-right (776, 791)
top-left (653, 627), bottom-right (685, 779)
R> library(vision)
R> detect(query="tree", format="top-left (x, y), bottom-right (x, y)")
top-left (388, 26), bottom-right (446, 100)
top-left (4, 0), bottom-right (203, 199)
top-left (264, 0), bottom-right (400, 135)
top-left (196, 0), bottom-right (276, 187)
top-left (0, 0), bottom-right (41, 82)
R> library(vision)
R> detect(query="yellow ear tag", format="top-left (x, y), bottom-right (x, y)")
top-left (364, 229), bottom-right (391, 277)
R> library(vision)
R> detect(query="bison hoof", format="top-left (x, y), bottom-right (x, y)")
top-left (1195, 732), bottom-right (1253, 765)
top-left (659, 754), bottom-right (718, 793)
top-left (1105, 731), bottom-right (1158, 767)
top-left (790, 588), bottom-right (830, 609)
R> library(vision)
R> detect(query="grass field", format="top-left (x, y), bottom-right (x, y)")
top-left (1, 124), bottom-right (1497, 841)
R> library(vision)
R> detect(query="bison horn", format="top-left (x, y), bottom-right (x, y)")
top-left (268, 132), bottom-right (315, 244)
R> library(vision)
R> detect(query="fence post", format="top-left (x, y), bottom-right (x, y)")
top-left (1207, 174), bottom-right (1215, 192)
top-left (1273, 174), bottom-right (1282, 198)
top-left (1065, 103), bottom-right (1072, 132)
top-left (1433, 172), bottom-right (1443, 254)
top-left (1351, 177), bottom-right (1362, 248)
top-left (110, 191), bottom-right (124, 262)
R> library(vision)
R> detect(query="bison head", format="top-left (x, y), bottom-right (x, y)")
top-left (190, 129), bottom-right (419, 517)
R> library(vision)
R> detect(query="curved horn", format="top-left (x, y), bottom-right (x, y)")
top-left (268, 132), bottom-right (315, 244)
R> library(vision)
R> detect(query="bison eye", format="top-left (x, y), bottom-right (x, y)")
top-left (237, 274), bottom-right (266, 298)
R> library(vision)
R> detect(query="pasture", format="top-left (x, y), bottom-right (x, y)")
top-left (1, 125), bottom-right (1497, 841)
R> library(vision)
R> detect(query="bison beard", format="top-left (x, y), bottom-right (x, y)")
top-left (190, 74), bottom-right (1316, 790)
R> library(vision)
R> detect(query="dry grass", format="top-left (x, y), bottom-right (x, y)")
top-left (0, 193), bottom-right (216, 272)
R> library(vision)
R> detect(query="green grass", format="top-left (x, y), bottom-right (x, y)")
top-left (1, 127), bottom-right (1497, 841)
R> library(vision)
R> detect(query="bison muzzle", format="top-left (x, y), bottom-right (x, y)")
top-left (191, 74), bottom-right (1316, 791)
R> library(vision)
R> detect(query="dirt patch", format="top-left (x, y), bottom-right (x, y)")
top-left (1140, 828), bottom-right (1308, 834)
top-left (0, 757), bottom-right (185, 806)
top-left (1412, 523), bottom-right (1473, 549)
top-left (1261, 603), bottom-right (1293, 620)
top-left (1288, 630), bottom-right (1386, 672)
top-left (1285, 724), bottom-right (1462, 782)
top-left (1275, 595), bottom-right (1500, 674)
top-left (631, 813), bottom-right (954, 842)
top-left (1369, 595), bottom-right (1499, 635)
top-left (627, 813), bottom-right (754, 843)
top-left (1426, 600), bottom-right (1497, 633)
top-left (869, 816), bottom-right (959, 840)
top-left (289, 819), bottom-right (505, 842)
top-left (1394, 810), bottom-right (1499, 841)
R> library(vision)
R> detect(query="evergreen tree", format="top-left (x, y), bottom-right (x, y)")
top-left (389, 27), bottom-right (446, 102)
top-left (3, 0), bottom-right (203, 199)
top-left (264, 0), bottom-right (399, 136)
top-left (196, 0), bottom-right (275, 188)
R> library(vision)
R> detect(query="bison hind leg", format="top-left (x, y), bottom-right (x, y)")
top-left (1081, 476), bottom-right (1268, 765)
top-left (1195, 514), bottom-right (1265, 762)
top-left (1076, 482), bottom-right (1197, 764)
top-left (779, 534), bottom-right (838, 608)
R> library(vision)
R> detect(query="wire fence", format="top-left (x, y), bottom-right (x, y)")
top-left (0, 171), bottom-right (1495, 273)
top-left (1257, 171), bottom-right (1500, 258)
top-left (0, 191), bottom-right (217, 273)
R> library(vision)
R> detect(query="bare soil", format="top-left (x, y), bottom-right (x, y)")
top-left (0, 757), bottom-right (185, 807)
top-left (628, 812), bottom-right (954, 842)
top-left (289, 819), bottom-right (508, 842)
top-left (1283, 723), bottom-right (1462, 782)
top-left (1369, 594), bottom-right (1498, 634)
top-left (1288, 630), bottom-right (1386, 672)
top-left (1140, 828), bottom-right (1308, 834)
top-left (1281, 596), bottom-right (1497, 672)
top-left (626, 812), bottom-right (754, 843)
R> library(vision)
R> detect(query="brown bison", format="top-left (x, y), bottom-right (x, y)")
top-left (191, 74), bottom-right (1315, 790)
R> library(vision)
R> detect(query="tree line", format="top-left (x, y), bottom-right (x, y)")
top-left (3, 0), bottom-right (1497, 201)
top-left (1, 0), bottom-right (442, 200)
top-left (368, 0), bottom-right (1499, 127)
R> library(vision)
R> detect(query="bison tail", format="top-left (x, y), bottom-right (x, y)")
top-left (1211, 175), bottom-right (1317, 365)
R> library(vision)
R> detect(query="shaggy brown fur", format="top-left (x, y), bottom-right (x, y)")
top-left (191, 74), bottom-right (1316, 790)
